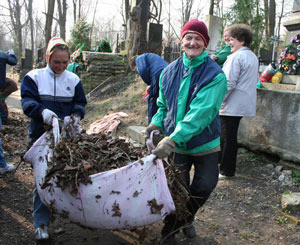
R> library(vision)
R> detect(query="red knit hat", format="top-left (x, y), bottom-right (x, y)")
top-left (180, 19), bottom-right (210, 47)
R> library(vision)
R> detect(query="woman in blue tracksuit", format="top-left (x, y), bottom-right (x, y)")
top-left (130, 53), bottom-right (168, 124)
top-left (21, 37), bottom-right (87, 241)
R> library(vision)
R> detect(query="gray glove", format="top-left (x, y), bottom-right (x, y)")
top-left (42, 109), bottom-right (58, 125)
top-left (144, 123), bottom-right (161, 138)
top-left (72, 114), bottom-right (80, 127)
top-left (152, 137), bottom-right (175, 159)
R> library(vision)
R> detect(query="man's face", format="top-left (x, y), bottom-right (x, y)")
top-left (49, 49), bottom-right (69, 74)
top-left (181, 33), bottom-right (205, 59)
top-left (229, 37), bottom-right (245, 53)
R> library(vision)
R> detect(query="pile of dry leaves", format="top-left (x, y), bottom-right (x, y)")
top-left (43, 133), bottom-right (145, 195)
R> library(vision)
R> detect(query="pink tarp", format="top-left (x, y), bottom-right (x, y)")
top-left (87, 112), bottom-right (128, 135)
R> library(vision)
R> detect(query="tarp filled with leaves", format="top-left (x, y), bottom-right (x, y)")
top-left (23, 118), bottom-right (175, 229)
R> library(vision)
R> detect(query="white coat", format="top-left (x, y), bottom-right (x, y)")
top-left (220, 47), bottom-right (259, 117)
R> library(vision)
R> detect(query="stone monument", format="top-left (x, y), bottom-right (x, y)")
top-left (283, 0), bottom-right (300, 42)
top-left (205, 15), bottom-right (222, 54)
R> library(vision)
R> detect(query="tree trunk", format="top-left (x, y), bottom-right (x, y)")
top-left (268, 0), bottom-right (275, 38)
top-left (26, 0), bottom-right (34, 67)
top-left (125, 0), bottom-right (130, 21)
top-left (263, 0), bottom-right (269, 47)
top-left (57, 0), bottom-right (67, 40)
top-left (90, 0), bottom-right (99, 43)
top-left (78, 0), bottom-right (81, 20)
top-left (139, 0), bottom-right (150, 53)
top-left (73, 0), bottom-right (77, 24)
top-left (277, 0), bottom-right (285, 39)
top-left (209, 0), bottom-right (214, 15)
top-left (181, 0), bottom-right (194, 27)
top-left (45, 0), bottom-right (56, 47)
top-left (124, 0), bottom-right (130, 39)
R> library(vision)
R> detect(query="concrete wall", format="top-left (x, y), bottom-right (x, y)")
top-left (238, 88), bottom-right (300, 164)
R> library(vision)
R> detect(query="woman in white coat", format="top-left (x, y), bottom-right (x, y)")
top-left (219, 24), bottom-right (259, 178)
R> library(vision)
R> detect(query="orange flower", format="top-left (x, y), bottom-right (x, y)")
top-left (286, 54), bottom-right (296, 60)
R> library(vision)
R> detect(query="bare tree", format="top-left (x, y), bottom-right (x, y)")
top-left (163, 0), bottom-right (178, 42)
top-left (72, 0), bottom-right (82, 24)
top-left (45, 0), bottom-right (55, 46)
top-left (149, 0), bottom-right (162, 23)
top-left (276, 0), bottom-right (285, 39)
top-left (269, 0), bottom-right (276, 39)
top-left (209, 0), bottom-right (214, 15)
top-left (264, 0), bottom-right (276, 50)
top-left (130, 1), bottom-right (143, 56)
top-left (7, 0), bottom-right (28, 62)
top-left (90, 0), bottom-right (99, 42)
top-left (25, 0), bottom-right (34, 66)
top-left (264, 0), bottom-right (269, 42)
top-left (118, 0), bottom-right (130, 45)
top-left (56, 0), bottom-right (67, 40)
top-left (181, 0), bottom-right (194, 26)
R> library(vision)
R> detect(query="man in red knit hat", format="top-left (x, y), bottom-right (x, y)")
top-left (145, 19), bottom-right (227, 244)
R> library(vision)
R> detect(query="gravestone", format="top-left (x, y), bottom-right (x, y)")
top-left (21, 49), bottom-right (33, 69)
top-left (20, 49), bottom-right (33, 80)
top-left (147, 22), bottom-right (163, 55)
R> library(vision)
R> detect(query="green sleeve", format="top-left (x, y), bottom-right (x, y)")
top-left (170, 73), bottom-right (227, 145)
top-left (215, 45), bottom-right (231, 67)
top-left (150, 69), bottom-right (167, 128)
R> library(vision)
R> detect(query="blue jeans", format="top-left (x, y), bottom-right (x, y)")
top-left (0, 118), bottom-right (7, 168)
top-left (33, 186), bottom-right (51, 229)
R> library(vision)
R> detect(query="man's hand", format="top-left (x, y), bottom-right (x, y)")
top-left (42, 109), bottom-right (58, 125)
top-left (144, 124), bottom-right (161, 138)
top-left (211, 54), bottom-right (218, 61)
top-left (152, 137), bottom-right (175, 159)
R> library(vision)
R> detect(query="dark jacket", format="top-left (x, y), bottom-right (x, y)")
top-left (0, 50), bottom-right (17, 88)
top-left (136, 53), bottom-right (168, 123)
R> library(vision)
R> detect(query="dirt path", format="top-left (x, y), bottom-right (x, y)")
top-left (1, 110), bottom-right (299, 244)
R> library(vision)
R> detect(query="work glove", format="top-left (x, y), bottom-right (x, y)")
top-left (63, 114), bottom-right (80, 126)
top-left (63, 116), bottom-right (72, 127)
top-left (7, 49), bottom-right (15, 55)
top-left (63, 114), bottom-right (81, 137)
top-left (152, 136), bottom-right (175, 159)
top-left (144, 123), bottom-right (161, 139)
top-left (42, 109), bottom-right (58, 125)
top-left (72, 114), bottom-right (80, 127)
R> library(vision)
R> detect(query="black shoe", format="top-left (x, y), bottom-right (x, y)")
top-left (161, 234), bottom-right (176, 245)
top-left (182, 224), bottom-right (196, 238)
